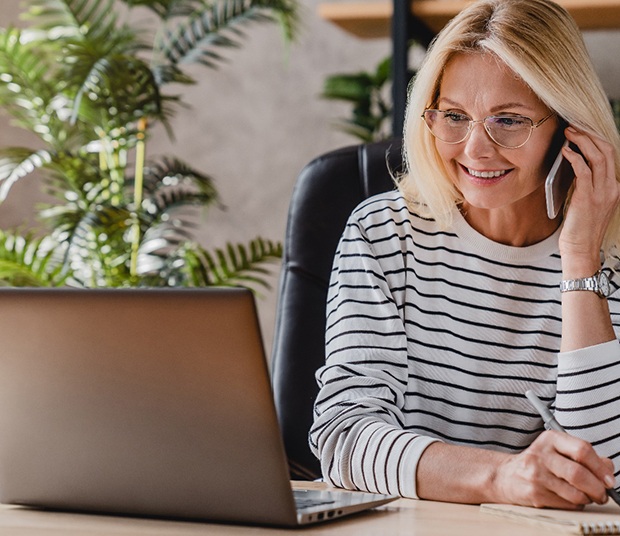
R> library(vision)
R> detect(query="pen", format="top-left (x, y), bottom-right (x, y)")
top-left (525, 390), bottom-right (620, 506)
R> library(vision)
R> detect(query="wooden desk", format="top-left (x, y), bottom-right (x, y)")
top-left (0, 482), bottom-right (551, 535)
top-left (319, 0), bottom-right (620, 39)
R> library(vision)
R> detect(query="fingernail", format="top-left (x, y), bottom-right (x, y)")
top-left (605, 475), bottom-right (615, 488)
top-left (567, 126), bottom-right (578, 133)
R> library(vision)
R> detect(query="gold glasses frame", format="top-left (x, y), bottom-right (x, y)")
top-left (421, 109), bottom-right (556, 149)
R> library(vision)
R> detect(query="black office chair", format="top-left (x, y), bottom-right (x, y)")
top-left (271, 138), bottom-right (404, 480)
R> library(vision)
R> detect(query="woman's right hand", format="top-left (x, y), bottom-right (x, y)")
top-left (494, 430), bottom-right (615, 508)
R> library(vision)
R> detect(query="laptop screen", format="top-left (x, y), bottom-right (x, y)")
top-left (0, 288), bottom-right (298, 525)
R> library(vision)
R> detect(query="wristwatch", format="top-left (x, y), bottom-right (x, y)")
top-left (560, 269), bottom-right (611, 298)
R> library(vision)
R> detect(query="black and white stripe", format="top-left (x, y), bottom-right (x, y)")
top-left (309, 190), bottom-right (620, 499)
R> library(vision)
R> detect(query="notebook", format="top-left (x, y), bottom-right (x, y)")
top-left (0, 287), bottom-right (396, 527)
top-left (481, 501), bottom-right (620, 534)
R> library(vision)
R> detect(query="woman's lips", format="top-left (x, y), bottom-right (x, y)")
top-left (460, 164), bottom-right (513, 185)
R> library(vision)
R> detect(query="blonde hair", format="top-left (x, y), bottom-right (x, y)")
top-left (399, 0), bottom-right (620, 258)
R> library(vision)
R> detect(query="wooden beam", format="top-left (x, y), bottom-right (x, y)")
top-left (318, 0), bottom-right (620, 39)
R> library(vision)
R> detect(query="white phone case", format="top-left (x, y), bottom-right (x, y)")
top-left (544, 139), bottom-right (570, 219)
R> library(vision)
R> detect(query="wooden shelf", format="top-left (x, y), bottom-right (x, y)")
top-left (318, 0), bottom-right (620, 39)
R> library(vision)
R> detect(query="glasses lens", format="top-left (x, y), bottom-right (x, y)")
top-left (423, 110), bottom-right (470, 143)
top-left (484, 116), bottom-right (533, 148)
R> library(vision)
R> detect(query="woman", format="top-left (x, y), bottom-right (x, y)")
top-left (309, 0), bottom-right (620, 508)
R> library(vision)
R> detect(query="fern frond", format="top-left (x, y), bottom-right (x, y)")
top-left (135, 222), bottom-right (196, 282)
top-left (143, 156), bottom-right (217, 193)
top-left (155, 0), bottom-right (297, 71)
top-left (120, 0), bottom-right (204, 19)
top-left (70, 204), bottom-right (132, 246)
top-left (0, 230), bottom-right (67, 287)
top-left (135, 237), bottom-right (281, 289)
top-left (0, 28), bottom-right (77, 145)
top-left (145, 188), bottom-right (218, 220)
top-left (57, 204), bottom-right (134, 287)
top-left (0, 148), bottom-right (53, 202)
top-left (141, 156), bottom-right (218, 218)
top-left (0, 28), bottom-right (50, 90)
top-left (140, 220), bottom-right (194, 250)
top-left (70, 52), bottom-right (164, 128)
top-left (24, 0), bottom-right (119, 41)
top-left (186, 237), bottom-right (282, 289)
top-left (42, 149), bottom-right (106, 203)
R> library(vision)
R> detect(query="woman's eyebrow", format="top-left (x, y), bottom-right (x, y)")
top-left (437, 98), bottom-right (463, 108)
top-left (437, 97), bottom-right (536, 113)
top-left (489, 102), bottom-right (536, 113)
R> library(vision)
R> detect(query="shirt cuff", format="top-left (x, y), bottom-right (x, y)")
top-left (557, 339), bottom-right (620, 373)
top-left (400, 436), bottom-right (441, 499)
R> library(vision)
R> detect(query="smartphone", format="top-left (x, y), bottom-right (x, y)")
top-left (544, 139), bottom-right (574, 219)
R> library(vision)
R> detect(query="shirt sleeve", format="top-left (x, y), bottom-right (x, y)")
top-left (555, 339), bottom-right (620, 490)
top-left (308, 210), bottom-right (440, 499)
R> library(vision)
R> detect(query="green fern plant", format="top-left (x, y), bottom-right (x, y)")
top-left (322, 46), bottom-right (417, 143)
top-left (0, 0), bottom-right (296, 289)
top-left (322, 55), bottom-right (392, 143)
top-left (0, 230), bottom-right (67, 287)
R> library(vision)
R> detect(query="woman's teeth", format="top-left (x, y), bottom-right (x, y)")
top-left (467, 168), bottom-right (508, 179)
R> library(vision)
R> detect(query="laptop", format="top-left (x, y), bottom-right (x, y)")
top-left (0, 287), bottom-right (396, 527)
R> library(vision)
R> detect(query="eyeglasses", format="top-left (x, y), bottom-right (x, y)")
top-left (421, 109), bottom-right (555, 149)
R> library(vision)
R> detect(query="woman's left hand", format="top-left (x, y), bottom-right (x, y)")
top-left (559, 126), bottom-right (620, 272)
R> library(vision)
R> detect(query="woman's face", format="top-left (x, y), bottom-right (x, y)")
top-left (435, 52), bottom-right (560, 232)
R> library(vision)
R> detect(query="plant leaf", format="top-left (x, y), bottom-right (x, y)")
top-left (141, 156), bottom-right (219, 217)
top-left (120, 0), bottom-right (204, 19)
top-left (0, 148), bottom-right (53, 201)
top-left (24, 0), bottom-right (119, 41)
top-left (0, 230), bottom-right (67, 287)
top-left (189, 237), bottom-right (282, 289)
top-left (322, 73), bottom-right (374, 102)
top-left (154, 0), bottom-right (298, 72)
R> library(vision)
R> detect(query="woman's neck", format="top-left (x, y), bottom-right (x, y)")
top-left (459, 203), bottom-right (562, 247)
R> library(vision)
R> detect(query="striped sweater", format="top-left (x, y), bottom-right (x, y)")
top-left (309, 190), bottom-right (620, 499)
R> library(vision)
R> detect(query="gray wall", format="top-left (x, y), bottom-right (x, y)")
top-left (1, 1), bottom-right (620, 357)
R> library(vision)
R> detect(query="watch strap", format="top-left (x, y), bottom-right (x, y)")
top-left (560, 269), bottom-right (610, 298)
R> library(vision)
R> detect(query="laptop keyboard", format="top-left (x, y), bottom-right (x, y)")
top-left (293, 490), bottom-right (336, 511)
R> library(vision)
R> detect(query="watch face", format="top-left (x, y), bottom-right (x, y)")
top-left (599, 271), bottom-right (611, 297)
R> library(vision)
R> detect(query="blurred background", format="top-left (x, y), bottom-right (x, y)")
top-left (1, 0), bottom-right (620, 357)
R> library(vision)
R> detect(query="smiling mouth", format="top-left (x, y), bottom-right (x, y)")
top-left (466, 167), bottom-right (510, 179)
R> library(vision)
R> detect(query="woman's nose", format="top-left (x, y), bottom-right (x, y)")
top-left (463, 121), bottom-right (497, 159)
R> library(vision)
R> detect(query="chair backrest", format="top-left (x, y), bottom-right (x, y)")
top-left (271, 138), bottom-right (404, 480)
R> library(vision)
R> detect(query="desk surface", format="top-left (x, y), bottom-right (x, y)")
top-left (0, 481), bottom-right (553, 535)
top-left (319, 0), bottom-right (620, 39)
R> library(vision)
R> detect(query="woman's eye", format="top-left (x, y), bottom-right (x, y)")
top-left (494, 116), bottom-right (527, 128)
top-left (444, 112), bottom-right (469, 123)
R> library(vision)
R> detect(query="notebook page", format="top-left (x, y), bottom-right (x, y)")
top-left (480, 501), bottom-right (620, 535)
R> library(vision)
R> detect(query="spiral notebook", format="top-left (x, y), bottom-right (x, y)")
top-left (481, 501), bottom-right (620, 535)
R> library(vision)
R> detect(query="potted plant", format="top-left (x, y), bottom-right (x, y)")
top-left (322, 42), bottom-right (421, 143)
top-left (322, 55), bottom-right (393, 143)
top-left (0, 0), bottom-right (298, 289)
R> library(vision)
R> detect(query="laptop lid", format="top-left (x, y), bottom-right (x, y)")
top-left (0, 287), bottom-right (306, 526)
top-left (0, 287), bottom-right (396, 526)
